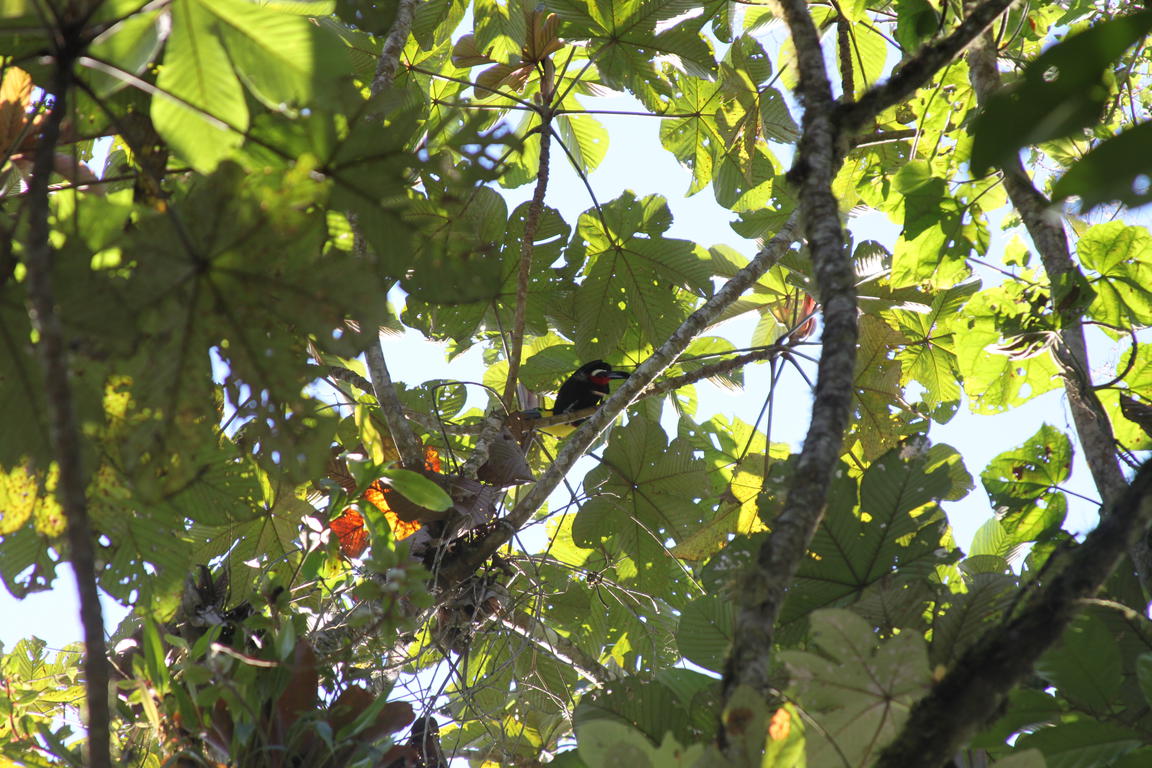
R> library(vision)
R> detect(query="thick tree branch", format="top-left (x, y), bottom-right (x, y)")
top-left (877, 460), bottom-right (1152, 768)
top-left (22, 51), bottom-right (112, 768)
top-left (356, 0), bottom-right (425, 470)
top-left (721, 0), bottom-right (856, 754)
top-left (837, 15), bottom-right (855, 101)
top-left (836, 0), bottom-right (1019, 135)
top-left (435, 212), bottom-right (802, 587)
top-left (502, 62), bottom-right (555, 410)
top-left (965, 22), bottom-right (1140, 581)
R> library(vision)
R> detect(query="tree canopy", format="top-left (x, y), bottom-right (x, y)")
top-left (4, 0), bottom-right (1152, 767)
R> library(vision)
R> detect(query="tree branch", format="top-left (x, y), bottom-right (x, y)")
top-left (364, 344), bottom-right (426, 468)
top-left (355, 0), bottom-right (425, 470)
top-left (965, 18), bottom-right (1141, 583)
top-left (372, 0), bottom-right (419, 94)
top-left (22, 50), bottom-right (112, 768)
top-left (502, 61), bottom-right (555, 410)
top-left (836, 0), bottom-right (1019, 135)
top-left (837, 14), bottom-right (855, 101)
top-left (721, 0), bottom-right (857, 752)
top-left (876, 460), bottom-right (1152, 768)
top-left (435, 212), bottom-right (803, 587)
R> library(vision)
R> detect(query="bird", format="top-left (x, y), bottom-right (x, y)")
top-left (552, 361), bottom-right (629, 422)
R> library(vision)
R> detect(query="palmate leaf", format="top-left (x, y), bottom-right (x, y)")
top-left (404, 202), bottom-right (571, 347)
top-left (849, 315), bottom-right (919, 460)
top-left (0, 286), bottom-right (52, 467)
top-left (778, 449), bottom-right (955, 638)
top-left (780, 609), bottom-right (933, 768)
top-left (110, 164), bottom-right (371, 480)
top-left (1077, 221), bottom-right (1152, 327)
top-left (951, 303), bottom-right (1063, 415)
top-left (928, 570), bottom-right (1017, 667)
top-left (575, 669), bottom-right (717, 749)
top-left (573, 416), bottom-right (710, 604)
top-left (971, 10), bottom-right (1152, 176)
top-left (1014, 720), bottom-right (1143, 768)
top-left (544, 0), bottom-right (718, 108)
top-left (981, 423), bottom-right (1072, 507)
top-left (152, 0), bottom-right (248, 172)
top-left (1035, 614), bottom-right (1124, 714)
top-left (555, 99), bottom-right (609, 174)
top-left (575, 720), bottom-right (706, 768)
top-left (205, 0), bottom-right (349, 111)
top-left (676, 594), bottom-right (733, 672)
top-left (658, 73), bottom-right (724, 195)
top-left (151, 0), bottom-right (350, 173)
top-left (890, 160), bottom-right (982, 289)
top-left (845, 21), bottom-right (889, 90)
top-left (569, 192), bottom-right (711, 357)
top-left (886, 281), bottom-right (979, 411)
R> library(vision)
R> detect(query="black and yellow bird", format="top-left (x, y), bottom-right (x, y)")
top-left (553, 361), bottom-right (629, 422)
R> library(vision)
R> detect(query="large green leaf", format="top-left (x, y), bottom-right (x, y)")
top-left (203, 0), bottom-right (350, 112)
top-left (981, 424), bottom-right (1072, 506)
top-left (1077, 221), bottom-right (1152, 327)
top-left (675, 595), bottom-right (733, 673)
top-left (972, 10), bottom-right (1152, 174)
top-left (569, 192), bottom-right (711, 357)
top-left (573, 416), bottom-right (710, 602)
top-left (658, 74), bottom-right (724, 195)
top-left (1014, 720), bottom-right (1142, 768)
top-left (779, 450), bottom-right (954, 636)
top-left (928, 571), bottom-right (1017, 666)
top-left (152, 0), bottom-right (249, 172)
top-left (951, 285), bottom-right (1062, 414)
top-left (1053, 121), bottom-right (1152, 211)
top-left (886, 281), bottom-right (980, 412)
top-left (780, 609), bottom-right (933, 768)
top-left (544, 0), bottom-right (716, 108)
top-left (1035, 614), bottom-right (1124, 714)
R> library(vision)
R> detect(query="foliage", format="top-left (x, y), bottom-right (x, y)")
top-left (3, 0), bottom-right (1152, 766)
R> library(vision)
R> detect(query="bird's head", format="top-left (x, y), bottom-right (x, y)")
top-left (577, 360), bottom-right (630, 388)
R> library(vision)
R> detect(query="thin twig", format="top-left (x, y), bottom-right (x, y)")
top-left (22, 46), bottom-right (112, 768)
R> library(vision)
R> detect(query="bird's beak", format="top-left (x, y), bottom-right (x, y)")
top-left (607, 371), bottom-right (630, 380)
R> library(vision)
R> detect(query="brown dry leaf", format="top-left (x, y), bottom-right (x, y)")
top-left (0, 66), bottom-right (32, 152)
top-left (477, 428), bottom-right (534, 487)
top-left (276, 641), bottom-right (319, 727)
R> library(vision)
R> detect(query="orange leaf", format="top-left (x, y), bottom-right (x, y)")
top-left (768, 707), bottom-right (791, 741)
top-left (0, 67), bottom-right (31, 153)
top-left (364, 482), bottom-right (422, 540)
top-left (329, 508), bottom-right (369, 558)
top-left (423, 445), bottom-right (442, 473)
